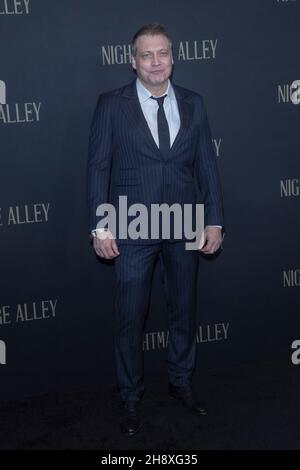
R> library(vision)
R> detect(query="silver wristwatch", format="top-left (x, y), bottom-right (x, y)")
top-left (91, 228), bottom-right (109, 238)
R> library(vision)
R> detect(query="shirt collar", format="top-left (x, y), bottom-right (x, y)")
top-left (136, 77), bottom-right (174, 103)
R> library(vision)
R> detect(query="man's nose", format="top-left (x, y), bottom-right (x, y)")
top-left (151, 54), bottom-right (161, 66)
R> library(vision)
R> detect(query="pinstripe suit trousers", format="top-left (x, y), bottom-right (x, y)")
top-left (114, 240), bottom-right (199, 402)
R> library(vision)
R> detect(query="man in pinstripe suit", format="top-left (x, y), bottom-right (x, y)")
top-left (87, 23), bottom-right (224, 436)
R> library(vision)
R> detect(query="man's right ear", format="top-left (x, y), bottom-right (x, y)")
top-left (131, 57), bottom-right (136, 70)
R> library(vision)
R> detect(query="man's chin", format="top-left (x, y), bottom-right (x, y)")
top-left (148, 76), bottom-right (169, 86)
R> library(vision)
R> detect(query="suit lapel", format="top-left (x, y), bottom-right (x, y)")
top-left (171, 84), bottom-right (193, 157)
top-left (120, 80), bottom-right (160, 158)
top-left (119, 79), bottom-right (192, 161)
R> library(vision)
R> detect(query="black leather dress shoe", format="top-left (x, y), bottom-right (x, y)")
top-left (168, 383), bottom-right (208, 415)
top-left (120, 400), bottom-right (142, 436)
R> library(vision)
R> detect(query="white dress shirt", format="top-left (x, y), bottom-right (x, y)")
top-left (136, 77), bottom-right (180, 148)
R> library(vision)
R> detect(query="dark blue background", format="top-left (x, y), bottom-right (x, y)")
top-left (0, 0), bottom-right (299, 400)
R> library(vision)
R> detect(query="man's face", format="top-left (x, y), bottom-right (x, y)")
top-left (132, 34), bottom-right (174, 90)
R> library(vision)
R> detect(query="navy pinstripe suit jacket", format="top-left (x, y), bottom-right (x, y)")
top-left (87, 79), bottom-right (224, 243)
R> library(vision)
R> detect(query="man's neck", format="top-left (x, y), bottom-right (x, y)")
top-left (139, 79), bottom-right (169, 97)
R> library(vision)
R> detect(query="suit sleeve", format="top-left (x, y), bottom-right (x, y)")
top-left (86, 95), bottom-right (113, 232)
top-left (194, 95), bottom-right (225, 228)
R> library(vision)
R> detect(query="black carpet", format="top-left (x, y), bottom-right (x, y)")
top-left (0, 360), bottom-right (299, 450)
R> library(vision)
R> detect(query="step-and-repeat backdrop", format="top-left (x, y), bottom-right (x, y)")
top-left (0, 0), bottom-right (299, 401)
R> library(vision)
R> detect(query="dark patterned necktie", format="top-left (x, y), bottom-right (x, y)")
top-left (150, 94), bottom-right (170, 156)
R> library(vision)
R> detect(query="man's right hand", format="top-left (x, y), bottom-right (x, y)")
top-left (93, 231), bottom-right (120, 259)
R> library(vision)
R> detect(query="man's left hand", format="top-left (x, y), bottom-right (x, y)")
top-left (199, 226), bottom-right (223, 254)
